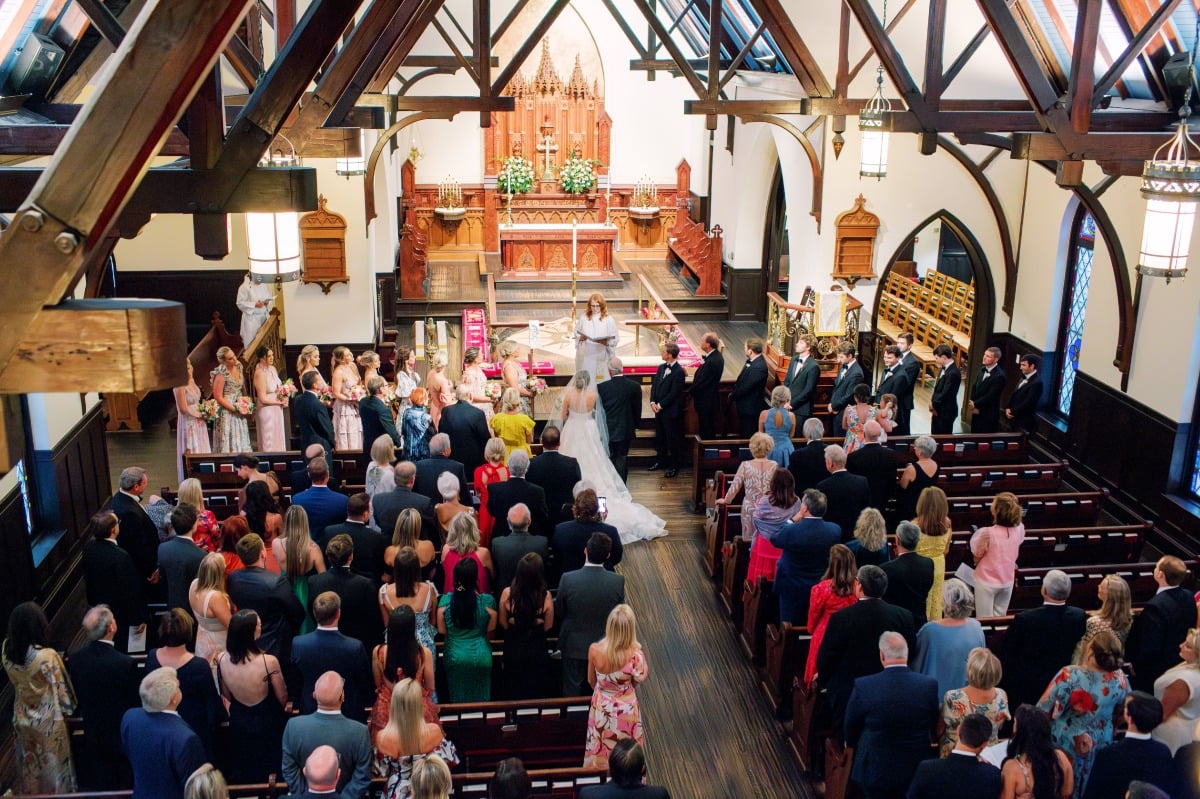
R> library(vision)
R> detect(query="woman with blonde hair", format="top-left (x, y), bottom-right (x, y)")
top-left (402, 388), bottom-right (435, 461)
top-left (409, 754), bottom-right (452, 799)
top-left (914, 485), bottom-right (953, 621)
top-left (759, 385), bottom-right (796, 467)
top-left (384, 508), bottom-right (437, 579)
top-left (584, 604), bottom-right (648, 767)
top-left (330, 345), bottom-right (363, 450)
top-left (272, 505), bottom-right (325, 633)
top-left (184, 763), bottom-right (228, 799)
top-left (940, 647), bottom-right (1010, 756)
top-left (715, 432), bottom-right (777, 542)
top-left (366, 434), bottom-right (397, 526)
top-left (847, 507), bottom-right (889, 566)
top-left (296, 345), bottom-right (325, 388)
top-left (497, 340), bottom-right (534, 416)
top-left (177, 477), bottom-right (219, 552)
top-left (358, 350), bottom-right (382, 387)
top-left (376, 679), bottom-right (455, 798)
top-left (1072, 574), bottom-right (1133, 664)
top-left (174, 358), bottom-right (211, 481)
top-left (461, 347), bottom-right (495, 421)
top-left (253, 346), bottom-right (287, 452)
top-left (1152, 627), bottom-right (1200, 754)
top-left (474, 437), bottom-right (510, 545)
top-left (440, 512), bottom-right (493, 594)
top-left (425, 352), bottom-right (453, 429)
top-left (971, 491), bottom-right (1026, 617)
top-left (188, 552), bottom-right (232, 666)
top-left (491, 387), bottom-right (534, 457)
top-left (211, 345), bottom-right (251, 453)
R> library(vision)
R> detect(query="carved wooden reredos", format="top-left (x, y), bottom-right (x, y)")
top-left (485, 40), bottom-right (610, 179)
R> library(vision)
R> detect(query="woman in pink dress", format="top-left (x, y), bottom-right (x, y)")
top-left (584, 604), bottom-right (647, 768)
top-left (331, 346), bottom-right (363, 451)
top-left (425, 353), bottom-right (454, 429)
top-left (461, 347), bottom-right (495, 422)
top-left (358, 350), bottom-right (381, 388)
top-left (804, 544), bottom-right (857, 687)
top-left (175, 358), bottom-right (211, 482)
top-left (747, 469), bottom-right (802, 583)
top-left (253, 346), bottom-right (287, 452)
top-left (296, 345), bottom-right (326, 389)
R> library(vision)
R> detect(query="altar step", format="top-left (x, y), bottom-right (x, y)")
top-left (393, 293), bottom-right (727, 323)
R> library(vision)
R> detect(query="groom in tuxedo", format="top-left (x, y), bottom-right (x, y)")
top-left (597, 357), bottom-right (642, 483)
top-left (649, 343), bottom-right (685, 478)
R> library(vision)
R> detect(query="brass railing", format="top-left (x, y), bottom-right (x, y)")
top-left (628, 272), bottom-right (680, 356)
top-left (766, 287), bottom-right (863, 359)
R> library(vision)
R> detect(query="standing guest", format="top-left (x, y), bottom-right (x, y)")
top-left (579, 738), bottom-right (670, 799)
top-left (487, 450), bottom-right (551, 539)
top-left (188, 552), bottom-right (232, 667)
top-left (731, 337), bottom-right (769, 437)
top-left (366, 435), bottom-right (398, 527)
top-left (425, 353), bottom-right (454, 429)
top-left (110, 465), bottom-right (160, 587)
top-left (220, 516), bottom-right (251, 575)
top-left (493, 504), bottom-right (550, 599)
top-left (146, 609), bottom-right (226, 758)
top-left (690, 332), bottom-right (724, 440)
top-left (242, 479), bottom-right (285, 565)
top-left (648, 342), bottom-right (685, 478)
top-left (461, 347), bottom-right (496, 422)
top-left (321, 493), bottom-right (387, 583)
top-left (176, 477), bottom-right (219, 552)
top-left (1082, 692), bottom-right (1173, 799)
top-left (254, 346), bottom-right (288, 452)
top-left (827, 341), bottom-right (864, 439)
top-left (497, 340), bottom-right (535, 416)
top-left (847, 420), bottom-right (898, 510)
top-left (295, 370), bottom-right (335, 459)
top-left (414, 433), bottom-right (467, 506)
top-left (375, 462), bottom-right (437, 547)
top-left (236, 271), bottom-right (272, 347)
top-left (330, 346), bottom-right (365, 451)
top-left (281, 670), bottom-right (372, 798)
top-left (909, 713), bottom-right (1002, 799)
top-left (929, 344), bottom-right (962, 434)
top-left (1000, 705), bottom-right (1074, 799)
top-left (410, 754), bottom-right (453, 799)
top-left (434, 472), bottom-right (473, 538)
top-left (842, 383), bottom-right (879, 454)
top-left (121, 667), bottom-right (205, 799)
top-left (893, 332), bottom-right (922, 437)
top-left (527, 426), bottom-right (583, 524)
top-left (3, 602), bottom-right (76, 793)
top-left (394, 345), bottom-right (421, 416)
top-left (377, 548), bottom-right (439, 655)
top-left (362, 379), bottom-right (403, 452)
top-left (584, 605), bottom-right (648, 768)
top-left (847, 507), bottom-right (890, 566)
top-left (402, 388), bottom-right (436, 461)
top-left (575, 292), bottom-right (619, 378)
top-left (475, 437), bottom-right (510, 544)
top-left (489, 758), bottom-right (532, 799)
top-left (1151, 628), bottom-right (1200, 754)
top-left (68, 606), bottom-right (139, 790)
top-left (873, 345), bottom-right (910, 407)
top-left (175, 358), bottom-right (211, 481)
top-left (382, 509), bottom-right (438, 585)
top-left (499, 552), bottom-right (555, 699)
top-left (817, 443), bottom-right (872, 543)
top-left (788, 417), bottom-right (829, 493)
top-left (1127, 556), bottom-right (1196, 692)
top-left (1072, 574), bottom-right (1133, 664)
top-left (783, 334), bottom-right (820, 425)
top-left (759, 385), bottom-right (796, 467)
top-left (292, 457), bottom-right (349, 538)
top-left (598, 357), bottom-right (644, 481)
top-left (772, 488), bottom-right (842, 624)
top-left (359, 350), bottom-right (382, 387)
top-left (296, 345), bottom-right (327, 390)
top-left (914, 579), bottom-right (986, 699)
top-left (968, 346), bottom-right (1006, 433)
top-left (714, 432), bottom-right (777, 542)
top-left (216, 610), bottom-right (290, 784)
top-left (914, 486), bottom-right (953, 622)
top-left (226, 534), bottom-right (306, 660)
top-left (491, 387), bottom-right (534, 457)
top-left (275, 505), bottom-right (327, 635)
top-left (309, 535), bottom-right (383, 650)
top-left (881, 521), bottom-right (935, 629)
top-left (557, 534), bottom-right (626, 697)
top-left (1001, 569), bottom-right (1088, 709)
top-left (369, 606), bottom-right (438, 753)
top-left (211, 346), bottom-right (252, 453)
top-left (159, 504), bottom-right (207, 612)
top-left (82, 509), bottom-right (147, 652)
top-left (552, 488), bottom-right (622, 579)
top-left (437, 558), bottom-right (498, 702)
top-left (940, 647), bottom-right (1010, 757)
top-left (971, 492), bottom-right (1026, 617)
top-left (803, 543), bottom-right (858, 688)
top-left (896, 436), bottom-right (941, 523)
top-left (1006, 353), bottom-right (1044, 432)
top-left (746, 469), bottom-right (803, 584)
top-left (1038, 631), bottom-right (1130, 795)
top-left (438, 384), bottom-right (491, 476)
top-left (376, 680), bottom-right (454, 799)
top-left (440, 512), bottom-right (494, 594)
top-left (843, 631), bottom-right (940, 799)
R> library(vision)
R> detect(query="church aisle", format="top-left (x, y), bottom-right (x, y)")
top-left (621, 470), bottom-right (813, 798)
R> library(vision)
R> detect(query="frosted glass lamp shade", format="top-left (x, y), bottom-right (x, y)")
top-left (1137, 197), bottom-right (1195, 280)
top-left (246, 212), bottom-right (302, 284)
top-left (859, 129), bottom-right (889, 179)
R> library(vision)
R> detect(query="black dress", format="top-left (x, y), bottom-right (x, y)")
top-left (501, 595), bottom-right (551, 700)
top-left (146, 649), bottom-right (226, 760)
top-left (897, 462), bottom-right (939, 523)
top-left (216, 654), bottom-right (288, 784)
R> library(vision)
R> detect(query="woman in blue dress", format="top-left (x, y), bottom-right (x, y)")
top-left (758, 385), bottom-right (796, 468)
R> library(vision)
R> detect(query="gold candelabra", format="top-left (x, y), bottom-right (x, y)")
top-left (570, 218), bottom-right (579, 326)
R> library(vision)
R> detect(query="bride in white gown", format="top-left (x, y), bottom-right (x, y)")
top-left (556, 371), bottom-right (667, 544)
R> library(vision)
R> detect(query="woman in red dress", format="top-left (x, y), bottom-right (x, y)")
top-left (473, 438), bottom-right (509, 547)
top-left (804, 544), bottom-right (858, 688)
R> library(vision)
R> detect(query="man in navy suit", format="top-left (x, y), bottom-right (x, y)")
top-left (1082, 692), bottom-right (1174, 799)
top-left (552, 488), bottom-right (622, 580)
top-left (828, 341), bottom-right (864, 439)
top-left (412, 433), bottom-right (467, 504)
top-left (109, 466), bottom-right (160, 586)
top-left (906, 713), bottom-right (1000, 799)
top-left (648, 342), bottom-right (686, 478)
top-left (688, 333), bottom-right (724, 440)
top-left (783, 333), bottom-right (820, 423)
top-left (788, 418), bottom-right (829, 493)
top-left (359, 376), bottom-right (401, 450)
top-left (893, 332), bottom-right (922, 437)
top-left (487, 451), bottom-right (551, 538)
top-left (318, 493), bottom-right (386, 584)
top-left (157, 504), bottom-right (206, 612)
top-left (1005, 353), bottom-right (1043, 433)
top-left (1126, 556), bottom-right (1196, 691)
top-left (772, 488), bottom-right (841, 624)
top-left (227, 534), bottom-right (306, 659)
top-left (578, 738), bottom-right (670, 798)
top-left (295, 370), bottom-right (335, 459)
top-left (929, 344), bottom-right (961, 435)
top-left (121, 667), bottom-right (206, 799)
top-left (598, 357), bottom-right (644, 482)
top-left (527, 426), bottom-right (582, 523)
top-left (847, 420), bottom-right (899, 511)
top-left (968, 346), bottom-right (1006, 434)
top-left (69, 606), bottom-right (139, 790)
top-left (437, 385), bottom-right (491, 476)
top-left (308, 534), bottom-right (382, 650)
top-left (291, 592), bottom-right (373, 723)
top-left (281, 672), bottom-right (371, 799)
top-left (844, 631), bottom-right (939, 799)
top-left (372, 462), bottom-right (437, 543)
top-left (730, 337), bottom-right (768, 438)
top-left (817, 444), bottom-right (872, 543)
top-left (556, 534), bottom-right (626, 697)
top-left (292, 457), bottom-right (348, 540)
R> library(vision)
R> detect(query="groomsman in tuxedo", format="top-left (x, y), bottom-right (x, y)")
top-left (873, 345), bottom-right (910, 406)
top-left (929, 344), bottom-right (961, 435)
top-left (894, 331), bottom-right (922, 436)
top-left (968, 346), bottom-right (1005, 433)
top-left (783, 334), bottom-right (820, 424)
top-left (827, 342), bottom-right (863, 439)
top-left (295, 370), bottom-right (334, 459)
top-left (649, 343), bottom-right (685, 478)
top-left (730, 338), bottom-right (768, 437)
top-left (598, 358), bottom-right (642, 482)
top-left (689, 332), bottom-right (724, 439)
top-left (1006, 353), bottom-right (1043, 432)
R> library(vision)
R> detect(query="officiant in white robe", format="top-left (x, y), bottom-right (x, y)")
top-left (236, 273), bottom-right (274, 348)
top-left (574, 292), bottom-right (618, 382)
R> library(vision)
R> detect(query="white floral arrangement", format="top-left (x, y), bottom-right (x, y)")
top-left (497, 156), bottom-right (535, 194)
top-left (559, 156), bottom-right (598, 194)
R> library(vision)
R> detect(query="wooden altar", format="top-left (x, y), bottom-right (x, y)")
top-left (499, 223), bottom-right (617, 278)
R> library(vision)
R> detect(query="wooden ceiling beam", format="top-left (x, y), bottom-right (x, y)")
top-left (392, 96), bottom-right (514, 113)
top-left (476, 0), bottom-right (493, 127)
top-left (0, 125), bottom-right (190, 156)
top-left (224, 34), bottom-right (262, 91)
top-left (74, 0), bottom-right (126, 47)
top-left (683, 99), bottom-right (807, 116)
top-left (1108, 0), bottom-right (1172, 102)
top-left (746, 0), bottom-right (832, 96)
top-left (628, 0), bottom-right (708, 100)
top-left (186, 68), bottom-right (230, 260)
top-left (1013, 130), bottom-right (1174, 160)
top-left (845, 0), bottom-right (934, 129)
top-left (1067, 0), bottom-right (1102, 134)
top-left (924, 0), bottom-right (947, 112)
top-left (366, 0), bottom-right (447, 92)
top-left (1095, 0), bottom-right (1181, 107)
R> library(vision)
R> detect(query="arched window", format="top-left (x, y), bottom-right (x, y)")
top-left (1055, 208), bottom-right (1095, 417)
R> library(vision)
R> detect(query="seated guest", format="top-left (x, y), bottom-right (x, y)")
top-left (970, 491), bottom-right (1026, 618)
top-left (788, 418), bottom-right (829, 494)
top-left (146, 609), bottom-right (225, 759)
top-left (68, 605), bottom-right (139, 790)
top-left (376, 679), bottom-right (455, 793)
top-left (881, 521), bottom-right (934, 628)
top-left (1000, 705), bottom-right (1073, 799)
top-left (492, 504), bottom-right (550, 600)
top-left (1073, 574), bottom-right (1133, 664)
top-left (816, 444), bottom-right (871, 543)
top-left (487, 451), bottom-right (551, 539)
top-left (308, 534), bottom-right (382, 650)
top-left (940, 647), bottom-right (1010, 757)
top-left (488, 757), bottom-right (531, 799)
top-left (578, 738), bottom-right (671, 798)
top-left (746, 469), bottom-right (803, 584)
top-left (319, 493), bottom-right (387, 584)
top-left (1152, 627), bottom-right (1200, 755)
top-left (120, 667), bottom-right (206, 799)
top-left (896, 435), bottom-right (940, 522)
top-left (434, 472), bottom-right (473, 538)
top-left (440, 512), bottom-right (494, 595)
top-left (846, 420), bottom-right (897, 511)
top-left (414, 433), bottom-right (467, 505)
top-left (552, 488), bottom-right (622, 580)
top-left (803, 544), bottom-right (858, 689)
top-left (1082, 692), bottom-right (1173, 799)
top-left (1001, 569), bottom-right (1087, 708)
top-left (226, 533), bottom-right (306, 660)
top-left (847, 507), bottom-right (889, 566)
top-left (216, 610), bottom-right (290, 784)
top-left (498, 552), bottom-right (554, 699)
top-left (286, 745), bottom-right (340, 799)
top-left (908, 713), bottom-right (1002, 799)
top-left (158, 503), bottom-right (206, 612)
top-left (1127, 556), bottom-right (1195, 692)
top-left (526, 425), bottom-right (582, 525)
top-left (771, 488), bottom-right (841, 624)
top-left (291, 592), bottom-right (373, 723)
top-left (292, 457), bottom-right (349, 540)
top-left (281, 672), bottom-right (371, 799)
top-left (914, 579), bottom-right (986, 700)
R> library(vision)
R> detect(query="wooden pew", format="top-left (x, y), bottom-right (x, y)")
top-left (160, 486), bottom-right (294, 520)
top-left (942, 523), bottom-right (1149, 571)
top-left (438, 696), bottom-right (591, 772)
top-left (183, 450), bottom-right (366, 490)
top-left (720, 537), bottom-right (751, 625)
top-left (763, 623), bottom-right (812, 713)
top-left (740, 577), bottom-right (776, 666)
top-left (668, 214), bottom-right (722, 296)
top-left (451, 767), bottom-right (608, 797)
top-left (929, 460), bottom-right (1068, 496)
top-left (702, 475), bottom-right (741, 577)
top-left (947, 490), bottom-right (1107, 528)
top-left (1006, 560), bottom-right (1200, 613)
top-left (790, 676), bottom-right (832, 773)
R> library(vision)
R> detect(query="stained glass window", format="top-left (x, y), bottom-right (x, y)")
top-left (1056, 210), bottom-right (1095, 417)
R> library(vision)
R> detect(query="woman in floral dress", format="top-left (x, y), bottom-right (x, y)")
top-left (175, 358), bottom-right (210, 481)
top-left (331, 346), bottom-right (363, 451)
top-left (461, 347), bottom-right (495, 422)
top-left (253, 346), bottom-right (287, 452)
top-left (842, 383), bottom-right (879, 455)
top-left (584, 604), bottom-right (647, 768)
top-left (212, 346), bottom-right (252, 453)
top-left (714, 433), bottom-right (777, 542)
top-left (941, 647), bottom-right (1010, 757)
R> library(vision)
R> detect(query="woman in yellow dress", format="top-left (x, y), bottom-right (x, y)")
top-left (490, 387), bottom-right (534, 457)
top-left (914, 486), bottom-right (953, 622)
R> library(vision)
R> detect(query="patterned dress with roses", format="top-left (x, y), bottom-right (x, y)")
top-left (583, 648), bottom-right (648, 768)
top-left (1037, 665), bottom-right (1128, 797)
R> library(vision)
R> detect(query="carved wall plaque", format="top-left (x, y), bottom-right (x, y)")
top-left (299, 194), bottom-right (349, 294)
top-left (832, 194), bottom-right (880, 286)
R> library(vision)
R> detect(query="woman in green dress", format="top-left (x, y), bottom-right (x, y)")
top-left (436, 558), bottom-right (497, 702)
top-left (273, 505), bottom-right (325, 634)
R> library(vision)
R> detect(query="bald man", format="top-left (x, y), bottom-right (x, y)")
top-left (846, 419), bottom-right (899, 511)
top-left (285, 745), bottom-right (340, 798)
top-left (281, 672), bottom-right (371, 799)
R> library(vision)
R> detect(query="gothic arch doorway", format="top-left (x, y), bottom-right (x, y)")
top-left (760, 162), bottom-right (788, 316)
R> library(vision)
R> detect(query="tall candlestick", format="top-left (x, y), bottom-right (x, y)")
top-left (572, 219), bottom-right (578, 265)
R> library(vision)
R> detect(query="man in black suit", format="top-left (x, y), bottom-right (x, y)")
top-left (1126, 556), bottom-right (1196, 691)
top-left (648, 342), bottom-right (686, 478)
top-left (1006, 353), bottom-right (1044, 433)
top-left (437, 385), bottom-right (490, 476)
top-left (1000, 568), bottom-right (1087, 707)
top-left (281, 674), bottom-right (372, 799)
top-left (788, 418), bottom-right (829, 493)
top-left (873, 345), bottom-right (911, 406)
top-left (359, 375), bottom-right (401, 451)
top-left (293, 457), bottom-right (349, 539)
top-left (907, 713), bottom-right (1001, 799)
top-left (110, 466), bottom-right (160, 587)
top-left (157, 504), bottom-right (206, 612)
top-left (527, 426), bottom-right (582, 524)
top-left (121, 668), bottom-right (206, 799)
top-left (929, 344), bottom-right (961, 435)
top-left (968, 346), bottom-right (1005, 433)
top-left (817, 444), bottom-right (872, 542)
top-left (372, 462), bottom-right (437, 543)
top-left (880, 522), bottom-right (935, 628)
top-left (844, 631), bottom-right (939, 799)
top-left (847, 420), bottom-right (898, 511)
top-left (730, 337), bottom-right (768, 437)
top-left (894, 332), bottom-right (922, 437)
top-left (817, 565), bottom-right (917, 730)
top-left (291, 592), bottom-right (373, 723)
top-left (783, 333), bottom-right (820, 423)
top-left (295, 370), bottom-right (335, 458)
top-left (227, 533), bottom-right (306, 660)
top-left (309, 534), bottom-right (382, 650)
top-left (552, 488), bottom-right (623, 580)
top-left (487, 450), bottom-right (551, 538)
top-left (556, 533), bottom-right (626, 697)
top-left (689, 332), bottom-right (724, 440)
top-left (828, 341), bottom-right (864, 439)
top-left (1082, 692), bottom-right (1174, 799)
top-left (491, 503), bottom-right (550, 596)
top-left (82, 509), bottom-right (146, 652)
top-left (413, 433), bottom-right (467, 504)
top-left (578, 739), bottom-right (670, 799)
top-left (68, 606), bottom-right (139, 790)
top-left (598, 357), bottom-right (643, 482)
top-left (318, 493), bottom-right (386, 584)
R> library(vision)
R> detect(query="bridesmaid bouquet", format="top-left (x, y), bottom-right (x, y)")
top-left (485, 382), bottom-right (504, 401)
top-left (276, 379), bottom-right (298, 405)
top-left (318, 386), bottom-right (335, 407)
top-left (525, 377), bottom-right (548, 395)
top-left (233, 396), bottom-right (256, 416)
top-left (347, 384), bottom-right (368, 403)
top-left (381, 385), bottom-right (400, 410)
top-left (197, 399), bottom-right (220, 423)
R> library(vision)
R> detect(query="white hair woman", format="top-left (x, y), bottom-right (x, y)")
top-left (913, 578), bottom-right (986, 700)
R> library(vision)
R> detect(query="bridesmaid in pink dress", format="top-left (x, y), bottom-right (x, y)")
top-left (426, 353), bottom-right (454, 429)
top-left (253, 347), bottom-right (287, 452)
top-left (358, 350), bottom-right (381, 387)
top-left (461, 347), bottom-right (495, 422)
top-left (331, 346), bottom-right (363, 451)
top-left (174, 359), bottom-right (211, 482)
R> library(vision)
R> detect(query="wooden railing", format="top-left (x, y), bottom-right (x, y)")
top-left (240, 306), bottom-right (283, 374)
top-left (626, 271), bottom-right (680, 357)
top-left (667, 214), bottom-right (722, 296)
top-left (765, 287), bottom-right (863, 359)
